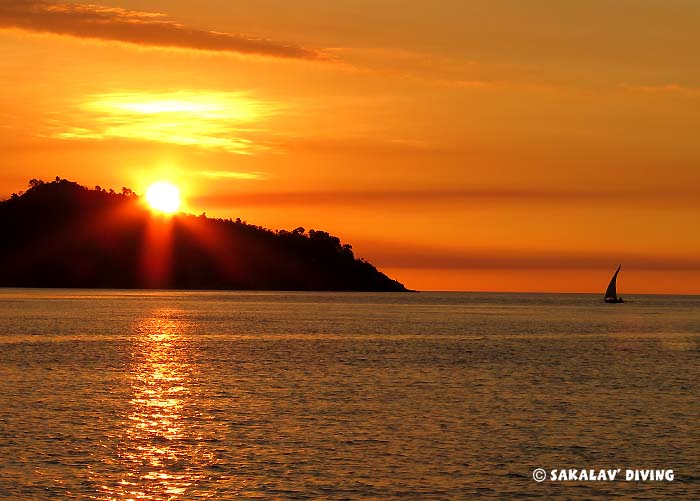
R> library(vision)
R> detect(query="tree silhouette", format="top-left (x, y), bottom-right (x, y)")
top-left (0, 178), bottom-right (409, 291)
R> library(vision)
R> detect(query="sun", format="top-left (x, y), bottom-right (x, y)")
top-left (146, 181), bottom-right (181, 214)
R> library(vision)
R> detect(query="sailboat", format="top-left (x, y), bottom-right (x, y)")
top-left (604, 265), bottom-right (624, 303)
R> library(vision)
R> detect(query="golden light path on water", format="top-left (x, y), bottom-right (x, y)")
top-left (99, 308), bottom-right (217, 500)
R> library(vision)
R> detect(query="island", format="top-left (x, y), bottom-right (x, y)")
top-left (0, 178), bottom-right (409, 291)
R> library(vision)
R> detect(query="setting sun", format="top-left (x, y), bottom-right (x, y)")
top-left (146, 182), bottom-right (181, 214)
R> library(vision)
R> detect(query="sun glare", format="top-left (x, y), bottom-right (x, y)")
top-left (58, 91), bottom-right (280, 154)
top-left (146, 182), bottom-right (181, 214)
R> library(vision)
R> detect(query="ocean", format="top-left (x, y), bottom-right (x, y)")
top-left (0, 290), bottom-right (697, 499)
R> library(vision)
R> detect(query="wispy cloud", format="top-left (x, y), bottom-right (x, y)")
top-left (196, 170), bottom-right (266, 180)
top-left (0, 0), bottom-right (322, 59)
top-left (193, 187), bottom-right (700, 208)
top-left (54, 90), bottom-right (285, 154)
top-left (327, 47), bottom-right (504, 89)
top-left (363, 242), bottom-right (700, 271)
top-left (619, 83), bottom-right (700, 97)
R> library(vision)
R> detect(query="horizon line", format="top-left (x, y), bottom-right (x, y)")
top-left (0, 286), bottom-right (697, 297)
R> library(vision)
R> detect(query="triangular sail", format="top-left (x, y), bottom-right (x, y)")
top-left (605, 265), bottom-right (621, 299)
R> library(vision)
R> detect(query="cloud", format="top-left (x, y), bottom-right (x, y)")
top-left (53, 90), bottom-right (285, 154)
top-left (326, 47), bottom-right (504, 89)
top-left (361, 242), bottom-right (700, 271)
top-left (0, 0), bottom-right (322, 59)
top-left (619, 83), bottom-right (700, 97)
top-left (282, 136), bottom-right (449, 156)
top-left (196, 170), bottom-right (265, 180)
top-left (193, 187), bottom-right (700, 208)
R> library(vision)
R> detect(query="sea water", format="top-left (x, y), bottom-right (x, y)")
top-left (0, 290), bottom-right (698, 499)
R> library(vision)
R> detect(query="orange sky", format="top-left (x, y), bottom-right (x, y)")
top-left (1, 0), bottom-right (699, 293)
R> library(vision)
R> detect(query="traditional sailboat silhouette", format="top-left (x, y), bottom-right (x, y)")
top-left (604, 265), bottom-right (624, 303)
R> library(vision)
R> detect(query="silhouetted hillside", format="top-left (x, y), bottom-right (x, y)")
top-left (0, 178), bottom-right (409, 291)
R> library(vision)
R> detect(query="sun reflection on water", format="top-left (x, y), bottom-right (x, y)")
top-left (99, 308), bottom-right (217, 500)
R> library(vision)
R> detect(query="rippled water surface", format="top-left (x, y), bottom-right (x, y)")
top-left (0, 290), bottom-right (698, 499)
